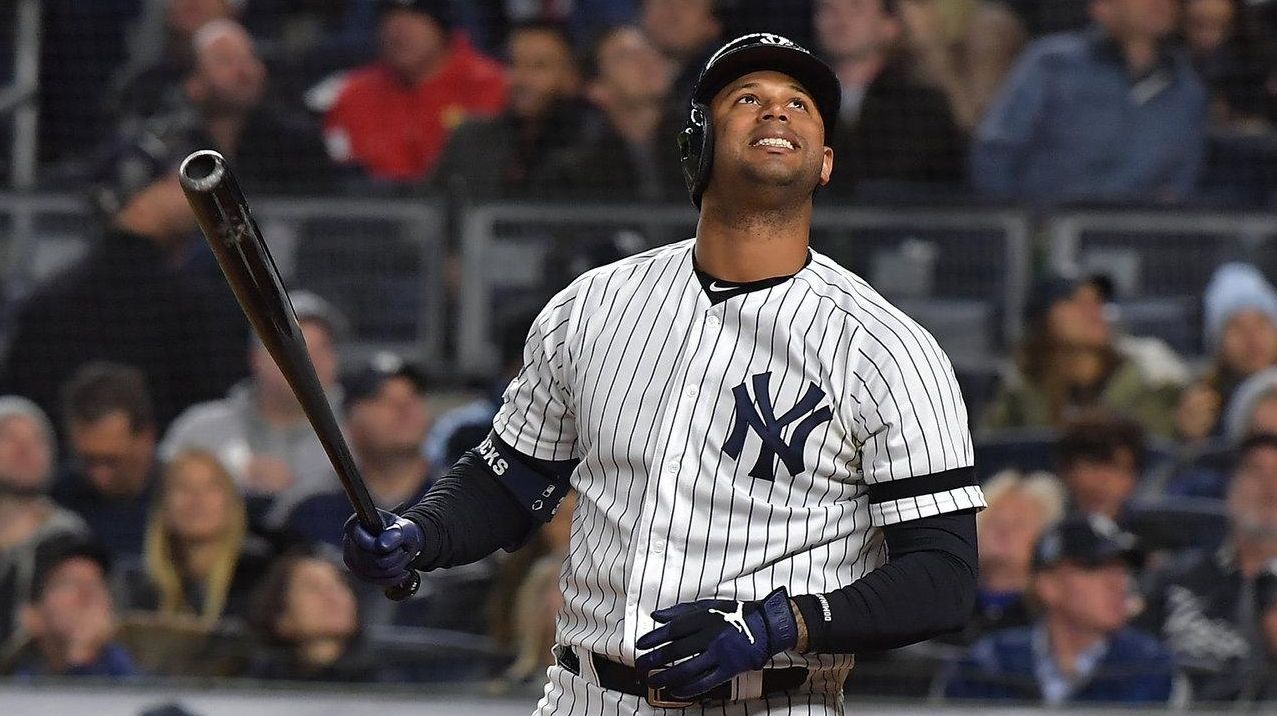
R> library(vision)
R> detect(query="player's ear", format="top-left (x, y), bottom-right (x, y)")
top-left (819, 146), bottom-right (834, 187)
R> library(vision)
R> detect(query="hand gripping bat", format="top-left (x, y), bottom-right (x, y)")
top-left (177, 149), bottom-right (420, 601)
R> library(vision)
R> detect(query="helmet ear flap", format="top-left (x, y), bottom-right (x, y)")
top-left (678, 101), bottom-right (714, 208)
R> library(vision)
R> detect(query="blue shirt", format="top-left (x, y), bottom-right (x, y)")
top-left (972, 28), bottom-right (1207, 204)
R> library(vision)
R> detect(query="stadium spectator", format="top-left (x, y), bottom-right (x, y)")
top-left (640, 0), bottom-right (723, 122)
top-left (813, 0), bottom-right (967, 197)
top-left (1184, 0), bottom-right (1276, 127)
top-left (0, 398), bottom-right (89, 647)
top-left (119, 450), bottom-right (273, 625)
top-left (942, 469), bottom-right (1065, 645)
top-left (1056, 411), bottom-right (1145, 523)
top-left (1138, 433), bottom-right (1277, 698)
top-left (1176, 263), bottom-right (1277, 443)
top-left (286, 355), bottom-right (434, 548)
top-left (895, 0), bottom-right (1026, 130)
top-left (2, 541), bottom-right (139, 677)
top-left (1, 151), bottom-right (241, 431)
top-left (535, 24), bottom-right (684, 201)
top-left (450, 0), bottom-right (638, 55)
top-left (943, 514), bottom-right (1176, 704)
top-left (324, 0), bottom-right (507, 183)
top-left (971, 0), bottom-right (1208, 204)
top-left (51, 364), bottom-right (160, 561)
top-left (981, 274), bottom-right (1189, 437)
top-left (161, 291), bottom-right (344, 531)
top-left (111, 0), bottom-right (243, 123)
top-left (430, 21), bottom-right (585, 200)
top-left (248, 551), bottom-right (382, 682)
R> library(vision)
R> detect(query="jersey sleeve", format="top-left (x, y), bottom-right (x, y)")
top-left (846, 304), bottom-right (984, 526)
top-left (491, 290), bottom-right (579, 462)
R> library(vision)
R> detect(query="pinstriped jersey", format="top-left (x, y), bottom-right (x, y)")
top-left (492, 238), bottom-right (984, 674)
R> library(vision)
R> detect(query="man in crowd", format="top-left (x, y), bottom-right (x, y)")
top-left (431, 21), bottom-right (584, 200)
top-left (325, 0), bottom-right (507, 183)
top-left (0, 398), bottom-right (89, 646)
top-left (3, 541), bottom-right (138, 677)
top-left (639, 0), bottom-right (723, 120)
top-left (1138, 433), bottom-right (1277, 698)
top-left (51, 364), bottom-right (160, 561)
top-left (972, 0), bottom-right (1208, 203)
top-left (536, 24), bottom-right (684, 201)
top-left (1057, 410), bottom-right (1146, 523)
top-left (287, 354), bottom-right (434, 548)
top-left (945, 513), bottom-right (1177, 704)
top-left (813, 0), bottom-right (967, 197)
top-left (162, 292), bottom-right (344, 531)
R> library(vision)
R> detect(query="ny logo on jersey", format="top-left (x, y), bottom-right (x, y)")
top-left (724, 372), bottom-right (833, 481)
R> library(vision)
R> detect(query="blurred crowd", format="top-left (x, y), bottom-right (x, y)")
top-left (1, 0), bottom-right (1277, 708)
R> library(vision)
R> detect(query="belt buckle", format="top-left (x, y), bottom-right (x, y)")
top-left (646, 685), bottom-right (695, 709)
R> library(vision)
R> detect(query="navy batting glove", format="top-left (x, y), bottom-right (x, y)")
top-left (342, 509), bottom-right (424, 587)
top-left (635, 587), bottom-right (798, 700)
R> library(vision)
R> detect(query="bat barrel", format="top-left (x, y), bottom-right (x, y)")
top-left (178, 150), bottom-right (228, 193)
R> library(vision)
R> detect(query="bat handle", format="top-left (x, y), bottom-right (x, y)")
top-left (384, 572), bottom-right (421, 602)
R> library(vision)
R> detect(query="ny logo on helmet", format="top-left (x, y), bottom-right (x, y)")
top-left (723, 372), bottom-right (833, 481)
top-left (756, 34), bottom-right (791, 46)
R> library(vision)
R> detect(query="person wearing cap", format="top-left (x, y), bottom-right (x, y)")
top-left (943, 513), bottom-right (1177, 704)
top-left (286, 354), bottom-right (435, 551)
top-left (345, 32), bottom-right (983, 714)
top-left (1, 541), bottom-right (139, 677)
top-left (1186, 559), bottom-right (1277, 702)
top-left (160, 291), bottom-right (345, 530)
top-left (0, 397), bottom-right (90, 647)
top-left (981, 273), bottom-right (1188, 437)
top-left (1137, 432), bottom-right (1277, 698)
top-left (1175, 263), bottom-right (1277, 443)
top-left (323, 0), bottom-right (507, 183)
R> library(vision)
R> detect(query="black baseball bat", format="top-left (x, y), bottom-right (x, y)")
top-left (177, 149), bottom-right (420, 601)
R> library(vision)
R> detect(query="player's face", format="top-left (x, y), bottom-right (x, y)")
top-left (1037, 561), bottom-right (1132, 634)
top-left (708, 70), bottom-right (834, 200)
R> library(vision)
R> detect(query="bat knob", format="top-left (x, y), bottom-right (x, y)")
top-left (384, 571), bottom-right (421, 602)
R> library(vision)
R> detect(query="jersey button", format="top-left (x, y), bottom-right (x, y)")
top-left (652, 538), bottom-right (665, 554)
top-left (666, 459), bottom-right (679, 474)
top-left (706, 315), bottom-right (721, 328)
top-left (683, 385), bottom-right (699, 398)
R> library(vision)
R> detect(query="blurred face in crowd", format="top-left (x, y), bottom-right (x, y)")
top-left (187, 23), bottom-right (267, 115)
top-left (706, 71), bottom-right (833, 205)
top-left (115, 175), bottom-right (198, 244)
top-left (167, 0), bottom-right (236, 38)
top-left (1092, 0), bottom-right (1180, 42)
top-left (507, 29), bottom-right (581, 120)
top-left (640, 0), bottom-right (721, 60)
top-left (978, 488), bottom-right (1051, 587)
top-left (21, 558), bottom-right (117, 668)
top-left (814, 0), bottom-right (902, 62)
top-left (1061, 448), bottom-right (1138, 520)
top-left (1247, 394), bottom-right (1277, 438)
top-left (277, 558), bottom-right (358, 646)
top-left (1264, 600), bottom-right (1277, 657)
top-left (379, 9), bottom-right (448, 82)
top-left (0, 413), bottom-right (53, 493)
top-left (592, 27), bottom-right (673, 108)
top-left (1220, 309), bottom-right (1277, 377)
top-left (253, 320), bottom-right (338, 401)
top-left (1036, 560), bottom-right (1132, 636)
top-left (162, 454), bottom-right (237, 545)
top-left (348, 376), bottom-right (431, 461)
top-left (68, 411), bottom-right (156, 500)
top-left (1228, 444), bottom-right (1277, 545)
top-left (1184, 0), bottom-right (1235, 56)
top-left (1047, 283), bottom-right (1111, 349)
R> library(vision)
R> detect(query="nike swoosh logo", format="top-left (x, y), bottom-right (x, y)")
top-left (707, 282), bottom-right (736, 293)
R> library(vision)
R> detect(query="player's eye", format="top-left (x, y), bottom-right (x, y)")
top-left (737, 94), bottom-right (758, 105)
top-left (789, 98), bottom-right (809, 111)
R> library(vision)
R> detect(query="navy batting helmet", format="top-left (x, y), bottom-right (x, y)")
top-left (677, 33), bottom-right (841, 208)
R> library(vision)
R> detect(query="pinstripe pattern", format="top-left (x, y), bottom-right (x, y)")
top-left (496, 239), bottom-right (984, 714)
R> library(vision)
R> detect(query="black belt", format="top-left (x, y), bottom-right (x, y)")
top-left (553, 645), bottom-right (809, 708)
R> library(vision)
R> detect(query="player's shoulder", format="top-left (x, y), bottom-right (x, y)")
top-left (540, 239), bottom-right (693, 314)
top-left (799, 251), bottom-right (933, 335)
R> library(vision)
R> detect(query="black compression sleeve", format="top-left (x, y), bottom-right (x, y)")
top-left (790, 509), bottom-right (978, 654)
top-left (399, 452), bottom-right (538, 571)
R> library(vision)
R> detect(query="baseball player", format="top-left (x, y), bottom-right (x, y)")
top-left (344, 33), bottom-right (984, 714)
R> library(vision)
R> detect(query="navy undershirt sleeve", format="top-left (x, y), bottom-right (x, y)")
top-left (790, 508), bottom-right (979, 654)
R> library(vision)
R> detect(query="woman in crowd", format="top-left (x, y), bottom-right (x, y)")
top-left (1176, 263), bottom-right (1277, 443)
top-left (248, 550), bottom-right (381, 682)
top-left (982, 274), bottom-right (1188, 436)
top-left (122, 450), bottom-right (272, 625)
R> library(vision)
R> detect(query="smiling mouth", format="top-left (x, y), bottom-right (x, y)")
top-left (752, 137), bottom-right (796, 150)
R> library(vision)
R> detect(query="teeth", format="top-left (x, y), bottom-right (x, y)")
top-left (754, 137), bottom-right (794, 149)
